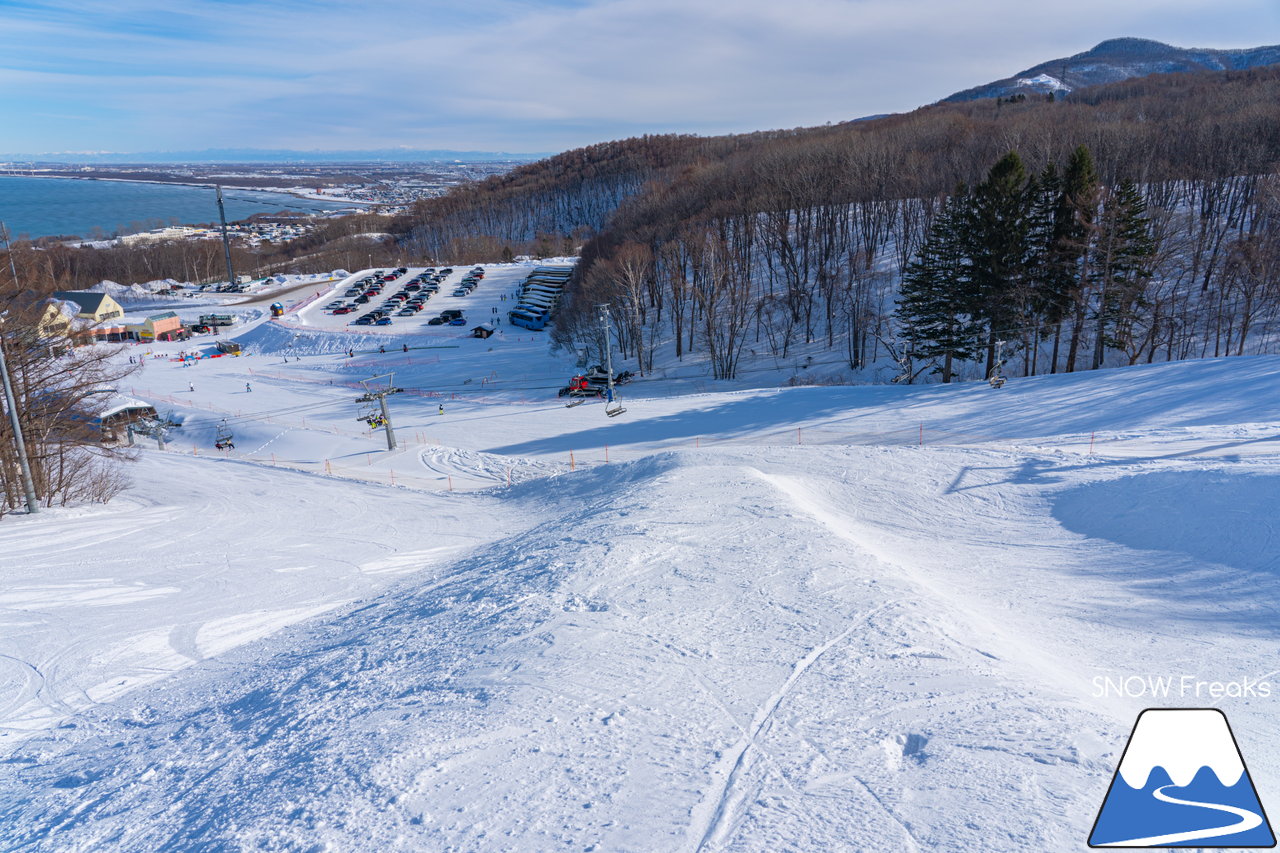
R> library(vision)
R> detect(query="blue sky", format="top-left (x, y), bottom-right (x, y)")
top-left (1, 0), bottom-right (1277, 156)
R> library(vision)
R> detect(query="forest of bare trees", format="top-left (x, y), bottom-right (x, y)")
top-left (550, 67), bottom-right (1280, 381)
top-left (8, 65), bottom-right (1280, 386)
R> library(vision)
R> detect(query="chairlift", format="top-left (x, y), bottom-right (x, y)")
top-left (604, 386), bottom-right (626, 418)
top-left (988, 339), bottom-right (1008, 389)
top-left (357, 400), bottom-right (380, 427)
top-left (214, 419), bottom-right (235, 450)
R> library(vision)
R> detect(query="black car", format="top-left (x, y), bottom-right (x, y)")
top-left (427, 316), bottom-right (445, 325)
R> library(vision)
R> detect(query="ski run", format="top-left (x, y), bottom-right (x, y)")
top-left (3, 263), bottom-right (1280, 851)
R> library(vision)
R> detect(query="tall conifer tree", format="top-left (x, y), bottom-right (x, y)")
top-left (896, 190), bottom-right (980, 383)
top-left (967, 151), bottom-right (1032, 377)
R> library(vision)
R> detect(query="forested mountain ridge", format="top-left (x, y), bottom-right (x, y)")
top-left (534, 66), bottom-right (1280, 383)
top-left (942, 37), bottom-right (1280, 103)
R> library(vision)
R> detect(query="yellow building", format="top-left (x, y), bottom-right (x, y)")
top-left (36, 301), bottom-right (75, 337)
top-left (52, 291), bottom-right (125, 323)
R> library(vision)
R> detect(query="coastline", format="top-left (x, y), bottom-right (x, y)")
top-left (0, 172), bottom-right (372, 208)
top-left (0, 172), bottom-right (374, 242)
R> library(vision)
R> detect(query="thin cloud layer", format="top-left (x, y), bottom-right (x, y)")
top-left (0, 0), bottom-right (1276, 153)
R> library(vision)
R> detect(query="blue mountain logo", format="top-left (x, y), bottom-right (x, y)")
top-left (1090, 708), bottom-right (1276, 847)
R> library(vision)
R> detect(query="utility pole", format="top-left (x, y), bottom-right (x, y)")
top-left (0, 314), bottom-right (39, 513)
top-left (356, 373), bottom-right (404, 450)
top-left (215, 185), bottom-right (236, 288)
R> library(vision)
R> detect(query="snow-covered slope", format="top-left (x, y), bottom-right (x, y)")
top-left (2, 291), bottom-right (1279, 851)
top-left (943, 37), bottom-right (1280, 103)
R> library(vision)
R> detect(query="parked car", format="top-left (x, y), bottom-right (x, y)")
top-left (375, 317), bottom-right (393, 326)
top-left (354, 316), bottom-right (374, 325)
top-left (427, 316), bottom-right (445, 325)
top-left (449, 317), bottom-right (466, 326)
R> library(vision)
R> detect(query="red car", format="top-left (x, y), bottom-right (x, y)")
top-left (333, 306), bottom-right (356, 314)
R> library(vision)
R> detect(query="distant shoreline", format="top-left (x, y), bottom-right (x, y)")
top-left (0, 171), bottom-right (371, 209)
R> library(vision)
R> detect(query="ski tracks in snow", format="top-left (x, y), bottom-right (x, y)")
top-left (689, 600), bottom-right (902, 852)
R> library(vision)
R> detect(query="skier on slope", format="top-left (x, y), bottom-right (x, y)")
top-left (245, 382), bottom-right (252, 393)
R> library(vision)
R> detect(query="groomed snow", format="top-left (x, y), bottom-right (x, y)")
top-left (2, 267), bottom-right (1279, 851)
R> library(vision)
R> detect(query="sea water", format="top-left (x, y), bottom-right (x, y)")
top-left (0, 175), bottom-right (353, 240)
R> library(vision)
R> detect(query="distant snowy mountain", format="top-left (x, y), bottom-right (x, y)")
top-left (942, 37), bottom-right (1280, 103)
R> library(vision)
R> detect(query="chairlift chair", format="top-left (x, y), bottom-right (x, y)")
top-left (604, 386), bottom-right (626, 418)
top-left (357, 401), bottom-right (380, 426)
top-left (214, 420), bottom-right (235, 450)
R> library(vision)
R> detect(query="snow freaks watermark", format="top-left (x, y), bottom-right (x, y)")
top-left (1092, 674), bottom-right (1273, 700)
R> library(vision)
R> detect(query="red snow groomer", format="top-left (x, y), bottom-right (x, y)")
top-left (558, 374), bottom-right (604, 399)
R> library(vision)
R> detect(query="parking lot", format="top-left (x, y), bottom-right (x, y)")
top-left (293, 264), bottom-right (529, 335)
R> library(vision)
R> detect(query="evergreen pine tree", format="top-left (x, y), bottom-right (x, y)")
top-left (1056, 145), bottom-right (1100, 372)
top-left (967, 151), bottom-right (1032, 378)
top-left (1021, 164), bottom-right (1062, 374)
top-left (896, 190), bottom-right (980, 383)
top-left (1092, 179), bottom-right (1156, 368)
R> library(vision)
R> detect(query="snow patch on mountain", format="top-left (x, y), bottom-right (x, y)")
top-left (1016, 73), bottom-right (1070, 92)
